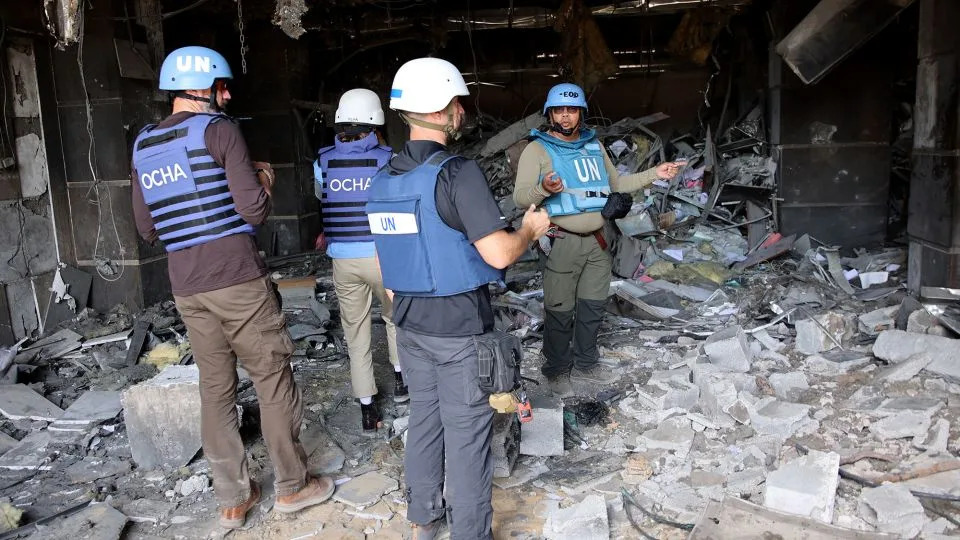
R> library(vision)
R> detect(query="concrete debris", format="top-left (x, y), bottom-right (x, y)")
top-left (491, 413), bottom-right (521, 478)
top-left (914, 418), bottom-right (951, 453)
top-left (122, 365), bottom-right (202, 470)
top-left (177, 474), bottom-right (209, 497)
top-left (0, 430), bottom-right (54, 470)
top-left (795, 312), bottom-right (846, 354)
top-left (542, 494), bottom-right (609, 540)
top-left (763, 449), bottom-right (840, 523)
top-left (858, 484), bottom-right (926, 538)
top-left (906, 308), bottom-right (950, 336)
top-left (871, 410), bottom-right (932, 441)
top-left (65, 457), bottom-right (132, 484)
top-left (638, 416), bottom-right (695, 456)
top-left (37, 502), bottom-right (128, 540)
top-left (636, 378), bottom-right (699, 411)
top-left (768, 372), bottom-right (809, 401)
top-left (858, 306), bottom-right (897, 336)
top-left (520, 393), bottom-right (565, 457)
top-left (53, 390), bottom-right (122, 426)
top-left (0, 384), bottom-right (65, 421)
top-left (121, 499), bottom-right (177, 524)
top-left (748, 399), bottom-right (814, 439)
top-left (332, 471), bottom-right (399, 508)
top-left (345, 500), bottom-right (394, 521)
top-left (703, 325), bottom-right (752, 372)
top-left (873, 330), bottom-right (960, 382)
top-left (878, 352), bottom-right (932, 383)
top-left (0, 432), bottom-right (17, 456)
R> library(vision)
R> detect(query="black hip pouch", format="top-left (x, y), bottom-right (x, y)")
top-left (473, 331), bottom-right (522, 394)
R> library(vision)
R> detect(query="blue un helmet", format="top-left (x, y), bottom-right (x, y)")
top-left (159, 46), bottom-right (233, 91)
top-left (543, 83), bottom-right (588, 114)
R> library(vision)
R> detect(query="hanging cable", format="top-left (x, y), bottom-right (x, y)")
top-left (77, 9), bottom-right (125, 282)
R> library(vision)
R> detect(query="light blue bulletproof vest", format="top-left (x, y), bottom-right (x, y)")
top-left (317, 132), bottom-right (391, 243)
top-left (365, 152), bottom-right (503, 297)
top-left (530, 128), bottom-right (611, 217)
top-left (132, 114), bottom-right (255, 252)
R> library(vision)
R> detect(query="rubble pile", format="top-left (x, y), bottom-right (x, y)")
top-left (0, 121), bottom-right (958, 539)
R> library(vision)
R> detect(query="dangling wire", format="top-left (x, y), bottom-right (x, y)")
top-left (77, 8), bottom-right (125, 282)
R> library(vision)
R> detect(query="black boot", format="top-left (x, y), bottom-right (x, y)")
top-left (361, 402), bottom-right (381, 432)
top-left (393, 371), bottom-right (409, 403)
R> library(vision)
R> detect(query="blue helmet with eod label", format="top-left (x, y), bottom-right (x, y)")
top-left (543, 83), bottom-right (587, 114)
top-left (159, 46), bottom-right (233, 91)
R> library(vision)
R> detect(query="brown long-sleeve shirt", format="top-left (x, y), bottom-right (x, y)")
top-left (131, 112), bottom-right (270, 296)
top-left (514, 139), bottom-right (659, 234)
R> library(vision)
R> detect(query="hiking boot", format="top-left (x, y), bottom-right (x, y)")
top-left (546, 373), bottom-right (574, 398)
top-left (411, 517), bottom-right (449, 540)
top-left (274, 475), bottom-right (335, 514)
top-left (570, 364), bottom-right (619, 385)
top-left (361, 402), bottom-right (381, 432)
top-left (393, 371), bottom-right (409, 403)
top-left (219, 481), bottom-right (260, 529)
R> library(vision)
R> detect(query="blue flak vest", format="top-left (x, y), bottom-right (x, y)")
top-left (530, 128), bottom-right (612, 217)
top-left (365, 152), bottom-right (504, 297)
top-left (132, 114), bottom-right (255, 252)
top-left (317, 132), bottom-right (391, 243)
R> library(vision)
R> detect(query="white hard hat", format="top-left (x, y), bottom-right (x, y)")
top-left (389, 57), bottom-right (469, 114)
top-left (335, 88), bottom-right (385, 126)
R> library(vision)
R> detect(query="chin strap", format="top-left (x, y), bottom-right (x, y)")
top-left (399, 111), bottom-right (462, 141)
top-left (175, 84), bottom-right (221, 113)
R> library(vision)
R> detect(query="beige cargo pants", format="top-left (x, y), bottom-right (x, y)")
top-left (332, 257), bottom-right (399, 399)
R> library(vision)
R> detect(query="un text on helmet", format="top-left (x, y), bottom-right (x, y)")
top-left (177, 55), bottom-right (211, 73)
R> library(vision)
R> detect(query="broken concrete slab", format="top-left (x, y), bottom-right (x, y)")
top-left (764, 449), bottom-right (840, 523)
top-left (0, 384), bottom-right (65, 421)
top-left (638, 416), bottom-right (694, 456)
top-left (768, 372), bottom-right (809, 401)
top-left (703, 326), bottom-right (752, 372)
top-left (0, 432), bottom-right (16, 456)
top-left (748, 400), bottom-right (814, 439)
top-left (872, 410), bottom-right (932, 441)
top-left (65, 457), bottom-right (132, 484)
top-left (37, 502), bottom-right (128, 540)
top-left (753, 329), bottom-right (785, 352)
top-left (872, 330), bottom-right (960, 382)
top-left (795, 312), bottom-right (846, 355)
top-left (636, 378), bottom-right (699, 411)
top-left (345, 500), bottom-right (394, 521)
top-left (698, 377), bottom-right (738, 424)
top-left (914, 418), bottom-right (950, 453)
top-left (858, 484), bottom-right (926, 538)
top-left (493, 461), bottom-right (549, 490)
top-left (122, 365), bottom-right (202, 470)
top-left (0, 430), bottom-right (53, 470)
top-left (542, 494), bottom-right (609, 540)
top-left (876, 396), bottom-right (943, 416)
top-left (858, 306), bottom-right (897, 336)
top-left (907, 308), bottom-right (949, 336)
top-left (878, 353), bottom-right (931, 383)
top-left (690, 496), bottom-right (897, 540)
top-left (520, 393), bottom-right (564, 457)
top-left (332, 471), bottom-right (399, 508)
top-left (121, 498), bottom-right (177, 524)
top-left (55, 390), bottom-right (122, 425)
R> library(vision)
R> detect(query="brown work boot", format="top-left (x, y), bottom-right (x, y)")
top-left (219, 481), bottom-right (260, 529)
top-left (274, 475), bottom-right (335, 514)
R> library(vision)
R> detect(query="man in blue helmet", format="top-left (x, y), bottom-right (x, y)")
top-left (131, 46), bottom-right (334, 529)
top-left (313, 88), bottom-right (405, 434)
top-left (514, 83), bottom-right (684, 397)
top-left (367, 57), bottom-right (550, 539)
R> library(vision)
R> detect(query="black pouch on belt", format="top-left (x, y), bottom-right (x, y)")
top-left (601, 192), bottom-right (633, 220)
top-left (473, 331), bottom-right (523, 394)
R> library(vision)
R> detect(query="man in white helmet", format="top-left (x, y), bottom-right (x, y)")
top-left (313, 89), bottom-right (405, 434)
top-left (131, 46), bottom-right (334, 529)
top-left (366, 57), bottom-right (550, 539)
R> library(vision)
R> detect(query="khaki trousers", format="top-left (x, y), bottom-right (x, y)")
top-left (333, 257), bottom-right (399, 399)
top-left (175, 276), bottom-right (308, 507)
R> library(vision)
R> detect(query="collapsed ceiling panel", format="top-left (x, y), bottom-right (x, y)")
top-left (776, 0), bottom-right (916, 85)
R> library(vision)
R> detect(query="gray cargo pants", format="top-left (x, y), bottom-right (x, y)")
top-left (398, 327), bottom-right (494, 540)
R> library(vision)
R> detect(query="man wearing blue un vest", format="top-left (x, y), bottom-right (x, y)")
top-left (514, 83), bottom-right (684, 398)
top-left (314, 88), bottom-right (406, 434)
top-left (366, 57), bottom-right (550, 539)
top-left (131, 46), bottom-right (334, 529)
